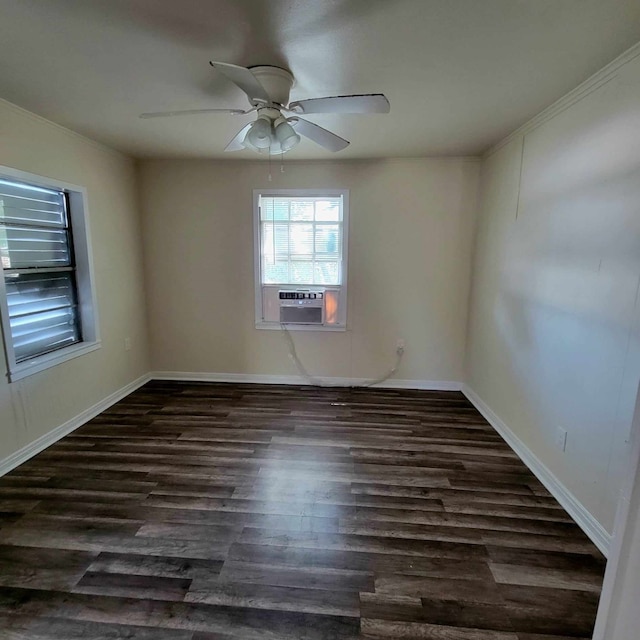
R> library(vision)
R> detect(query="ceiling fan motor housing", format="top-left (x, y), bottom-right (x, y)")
top-left (249, 66), bottom-right (295, 106)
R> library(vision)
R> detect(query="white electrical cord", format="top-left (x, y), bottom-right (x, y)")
top-left (280, 323), bottom-right (404, 388)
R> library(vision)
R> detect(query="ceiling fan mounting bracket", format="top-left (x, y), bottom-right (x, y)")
top-left (248, 66), bottom-right (294, 107)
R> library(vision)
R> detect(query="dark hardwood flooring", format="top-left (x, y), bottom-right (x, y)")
top-left (0, 381), bottom-right (606, 639)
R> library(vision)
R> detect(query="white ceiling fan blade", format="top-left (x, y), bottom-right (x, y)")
top-left (289, 94), bottom-right (390, 114)
top-left (139, 108), bottom-right (246, 119)
top-left (224, 123), bottom-right (253, 152)
top-left (289, 118), bottom-right (349, 152)
top-left (210, 61), bottom-right (270, 106)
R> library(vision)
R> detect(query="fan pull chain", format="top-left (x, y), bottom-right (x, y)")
top-left (268, 151), bottom-right (272, 182)
top-left (280, 152), bottom-right (285, 174)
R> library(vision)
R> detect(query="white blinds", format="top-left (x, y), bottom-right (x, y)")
top-left (259, 195), bottom-right (343, 285)
top-left (0, 179), bottom-right (80, 362)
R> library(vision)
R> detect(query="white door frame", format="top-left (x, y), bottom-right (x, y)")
top-left (592, 380), bottom-right (640, 639)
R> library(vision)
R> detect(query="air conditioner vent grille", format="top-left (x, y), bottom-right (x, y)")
top-left (280, 305), bottom-right (323, 324)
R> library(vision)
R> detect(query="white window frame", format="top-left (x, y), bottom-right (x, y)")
top-left (253, 188), bottom-right (349, 331)
top-left (0, 165), bottom-right (100, 382)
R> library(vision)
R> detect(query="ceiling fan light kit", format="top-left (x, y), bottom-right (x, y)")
top-left (241, 108), bottom-right (302, 155)
top-left (140, 62), bottom-right (390, 155)
top-left (245, 114), bottom-right (272, 149)
top-left (274, 117), bottom-right (301, 152)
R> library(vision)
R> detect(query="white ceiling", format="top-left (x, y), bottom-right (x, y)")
top-left (1, 0), bottom-right (640, 160)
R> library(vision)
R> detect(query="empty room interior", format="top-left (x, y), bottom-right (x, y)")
top-left (1, 1), bottom-right (640, 638)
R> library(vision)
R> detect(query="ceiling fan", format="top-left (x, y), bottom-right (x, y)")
top-left (140, 62), bottom-right (390, 154)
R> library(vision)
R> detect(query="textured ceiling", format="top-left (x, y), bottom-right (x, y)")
top-left (1, 0), bottom-right (640, 159)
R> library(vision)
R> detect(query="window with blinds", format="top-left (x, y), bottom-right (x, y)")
top-left (0, 178), bottom-right (81, 363)
top-left (259, 195), bottom-right (344, 286)
top-left (254, 189), bottom-right (349, 330)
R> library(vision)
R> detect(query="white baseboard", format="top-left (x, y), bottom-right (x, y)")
top-left (150, 370), bottom-right (462, 391)
top-left (462, 384), bottom-right (611, 556)
top-left (0, 373), bottom-right (152, 477)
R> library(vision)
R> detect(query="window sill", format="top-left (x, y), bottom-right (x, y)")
top-left (255, 322), bottom-right (347, 332)
top-left (7, 340), bottom-right (102, 382)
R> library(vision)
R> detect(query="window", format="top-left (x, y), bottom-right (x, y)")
top-left (254, 189), bottom-right (349, 330)
top-left (0, 166), bottom-right (99, 381)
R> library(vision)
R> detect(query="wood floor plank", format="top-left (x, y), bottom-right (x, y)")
top-left (228, 541), bottom-right (487, 574)
top-left (360, 618), bottom-right (519, 639)
top-left (0, 381), bottom-right (605, 638)
top-left (185, 580), bottom-right (361, 617)
top-left (216, 559), bottom-right (375, 592)
top-left (0, 614), bottom-right (194, 639)
top-left (489, 562), bottom-right (603, 593)
top-left (0, 546), bottom-right (97, 590)
top-left (88, 551), bottom-right (224, 580)
top-left (485, 545), bottom-right (605, 570)
top-left (375, 575), bottom-right (504, 603)
top-left (73, 571), bottom-right (193, 601)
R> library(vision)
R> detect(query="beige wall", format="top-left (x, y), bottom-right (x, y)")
top-left (139, 158), bottom-right (479, 383)
top-left (466, 54), bottom-right (640, 534)
top-left (0, 100), bottom-right (149, 462)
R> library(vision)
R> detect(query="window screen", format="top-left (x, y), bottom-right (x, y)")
top-left (0, 179), bottom-right (80, 362)
top-left (259, 195), bottom-right (343, 286)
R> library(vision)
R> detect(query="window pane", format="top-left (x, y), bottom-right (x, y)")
top-left (315, 199), bottom-right (341, 221)
top-left (10, 308), bottom-right (79, 362)
top-left (290, 200), bottom-right (314, 221)
top-left (5, 272), bottom-right (76, 317)
top-left (262, 260), bottom-right (289, 284)
top-left (273, 224), bottom-right (289, 256)
top-left (290, 224), bottom-right (313, 258)
top-left (261, 222), bottom-right (274, 262)
top-left (314, 225), bottom-right (340, 256)
top-left (0, 225), bottom-right (71, 269)
top-left (290, 261), bottom-right (314, 284)
top-left (262, 223), bottom-right (290, 262)
top-left (260, 198), bottom-right (274, 221)
top-left (0, 179), bottom-right (66, 227)
top-left (273, 199), bottom-right (289, 221)
top-left (314, 261), bottom-right (340, 285)
top-left (5, 271), bottom-right (79, 362)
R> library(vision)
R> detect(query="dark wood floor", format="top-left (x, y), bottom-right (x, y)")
top-left (0, 381), bottom-right (605, 639)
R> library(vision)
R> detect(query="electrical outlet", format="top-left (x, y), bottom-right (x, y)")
top-left (555, 426), bottom-right (567, 452)
top-left (124, 337), bottom-right (132, 352)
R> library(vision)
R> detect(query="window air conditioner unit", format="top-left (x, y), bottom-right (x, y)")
top-left (279, 290), bottom-right (325, 325)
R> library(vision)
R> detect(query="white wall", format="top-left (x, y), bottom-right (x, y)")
top-left (0, 99), bottom-right (149, 464)
top-left (139, 158), bottom-right (479, 384)
top-left (465, 50), bottom-right (640, 537)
